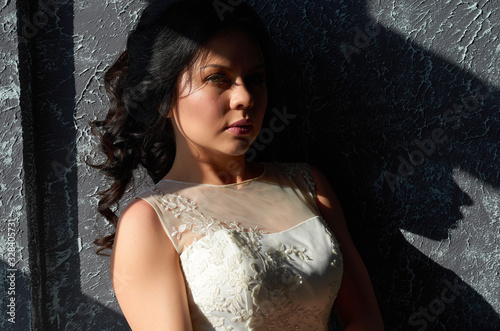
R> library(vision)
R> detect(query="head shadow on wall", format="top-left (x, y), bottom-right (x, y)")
top-left (245, 0), bottom-right (500, 330)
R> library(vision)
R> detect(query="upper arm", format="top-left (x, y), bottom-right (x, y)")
top-left (110, 198), bottom-right (193, 331)
top-left (310, 166), bottom-right (384, 330)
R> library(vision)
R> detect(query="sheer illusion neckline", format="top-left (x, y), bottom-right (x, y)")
top-left (159, 164), bottom-right (266, 188)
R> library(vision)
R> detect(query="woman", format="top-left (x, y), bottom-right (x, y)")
top-left (91, 0), bottom-right (384, 329)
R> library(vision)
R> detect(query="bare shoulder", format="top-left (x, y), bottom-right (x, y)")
top-left (309, 165), bottom-right (328, 190)
top-left (111, 198), bottom-right (175, 289)
top-left (111, 198), bottom-right (193, 329)
top-left (112, 198), bottom-right (172, 264)
top-left (310, 165), bottom-right (337, 199)
top-left (115, 198), bottom-right (165, 240)
top-left (309, 165), bottom-right (344, 228)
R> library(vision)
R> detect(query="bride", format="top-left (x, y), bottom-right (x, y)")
top-left (91, 0), bottom-right (384, 330)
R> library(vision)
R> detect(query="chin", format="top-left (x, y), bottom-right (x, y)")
top-left (227, 142), bottom-right (253, 156)
top-left (227, 148), bottom-right (250, 157)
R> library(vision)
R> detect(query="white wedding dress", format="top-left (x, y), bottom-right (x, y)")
top-left (138, 163), bottom-right (343, 330)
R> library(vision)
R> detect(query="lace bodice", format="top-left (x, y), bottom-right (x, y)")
top-left (138, 163), bottom-right (343, 330)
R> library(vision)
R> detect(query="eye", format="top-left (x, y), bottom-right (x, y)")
top-left (207, 73), bottom-right (230, 85)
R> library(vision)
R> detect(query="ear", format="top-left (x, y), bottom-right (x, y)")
top-left (157, 103), bottom-right (173, 118)
top-left (166, 104), bottom-right (174, 119)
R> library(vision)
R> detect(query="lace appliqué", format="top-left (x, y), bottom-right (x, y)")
top-left (182, 227), bottom-right (323, 331)
top-left (149, 185), bottom-right (342, 331)
top-left (248, 243), bottom-right (318, 330)
top-left (283, 163), bottom-right (316, 193)
top-left (152, 187), bottom-right (254, 241)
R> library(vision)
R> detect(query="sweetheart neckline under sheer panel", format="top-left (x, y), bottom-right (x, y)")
top-left (179, 215), bottom-right (324, 258)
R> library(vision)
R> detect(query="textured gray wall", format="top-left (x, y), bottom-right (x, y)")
top-left (1, 0), bottom-right (31, 328)
top-left (1, 0), bottom-right (499, 330)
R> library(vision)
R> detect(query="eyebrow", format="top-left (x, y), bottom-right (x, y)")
top-left (199, 64), bottom-right (265, 71)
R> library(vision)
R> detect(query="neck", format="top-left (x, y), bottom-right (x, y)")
top-left (165, 147), bottom-right (259, 185)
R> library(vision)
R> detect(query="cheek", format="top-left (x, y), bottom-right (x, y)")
top-left (176, 97), bottom-right (226, 136)
top-left (181, 93), bottom-right (220, 118)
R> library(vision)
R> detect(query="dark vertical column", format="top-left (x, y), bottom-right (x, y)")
top-left (15, 0), bottom-right (132, 329)
top-left (17, 0), bottom-right (78, 329)
top-left (17, 0), bottom-right (53, 330)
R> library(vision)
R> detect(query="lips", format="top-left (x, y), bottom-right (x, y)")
top-left (226, 119), bottom-right (254, 135)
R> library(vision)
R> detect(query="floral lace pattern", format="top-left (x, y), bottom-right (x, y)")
top-left (152, 187), bottom-right (263, 242)
top-left (142, 163), bottom-right (343, 330)
top-left (181, 222), bottom-right (339, 330)
top-left (283, 163), bottom-right (316, 193)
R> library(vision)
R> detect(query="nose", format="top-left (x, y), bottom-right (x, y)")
top-left (229, 80), bottom-right (254, 110)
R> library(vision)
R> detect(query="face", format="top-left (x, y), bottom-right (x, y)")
top-left (169, 30), bottom-right (268, 160)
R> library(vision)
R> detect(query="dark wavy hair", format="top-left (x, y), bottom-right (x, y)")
top-left (89, 0), bottom-right (277, 254)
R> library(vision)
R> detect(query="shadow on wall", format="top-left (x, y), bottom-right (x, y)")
top-left (12, 0), bottom-right (497, 330)
top-left (0, 260), bottom-right (128, 330)
top-left (247, 0), bottom-right (500, 330)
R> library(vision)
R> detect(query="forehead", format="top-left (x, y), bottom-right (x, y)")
top-left (197, 30), bottom-right (265, 68)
